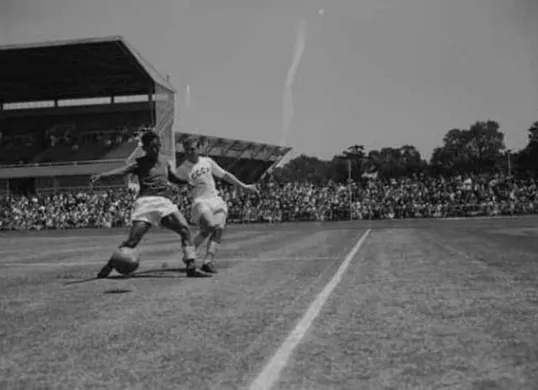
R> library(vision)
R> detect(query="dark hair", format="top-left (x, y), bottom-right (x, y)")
top-left (141, 130), bottom-right (159, 146)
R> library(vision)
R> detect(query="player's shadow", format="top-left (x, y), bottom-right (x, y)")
top-left (127, 267), bottom-right (187, 277)
top-left (106, 271), bottom-right (183, 279)
top-left (63, 264), bottom-right (233, 285)
top-left (62, 268), bottom-right (186, 285)
top-left (129, 263), bottom-right (233, 276)
top-left (104, 288), bottom-right (132, 294)
top-left (63, 276), bottom-right (100, 286)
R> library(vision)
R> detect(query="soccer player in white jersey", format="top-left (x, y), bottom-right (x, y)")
top-left (176, 138), bottom-right (259, 273)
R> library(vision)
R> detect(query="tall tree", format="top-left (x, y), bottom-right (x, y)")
top-left (528, 121), bottom-right (538, 144)
top-left (430, 121), bottom-right (505, 174)
top-left (513, 121), bottom-right (538, 176)
top-left (364, 145), bottom-right (426, 178)
top-left (272, 154), bottom-right (329, 183)
top-left (399, 144), bottom-right (427, 175)
top-left (467, 120), bottom-right (505, 171)
top-left (430, 128), bottom-right (473, 174)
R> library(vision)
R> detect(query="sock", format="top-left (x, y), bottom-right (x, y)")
top-left (183, 245), bottom-right (196, 260)
top-left (204, 241), bottom-right (220, 264)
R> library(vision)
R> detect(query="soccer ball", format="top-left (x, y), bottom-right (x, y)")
top-left (110, 247), bottom-right (140, 275)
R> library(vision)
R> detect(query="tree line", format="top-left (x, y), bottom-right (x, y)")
top-left (271, 120), bottom-right (538, 183)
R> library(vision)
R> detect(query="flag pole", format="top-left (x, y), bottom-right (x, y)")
top-left (507, 149), bottom-right (512, 176)
top-left (348, 159), bottom-right (352, 221)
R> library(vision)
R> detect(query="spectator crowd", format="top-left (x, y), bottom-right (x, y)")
top-left (1, 173), bottom-right (537, 231)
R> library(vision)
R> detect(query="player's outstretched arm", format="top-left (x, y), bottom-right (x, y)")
top-left (209, 158), bottom-right (259, 194)
top-left (90, 162), bottom-right (137, 183)
top-left (222, 172), bottom-right (258, 193)
top-left (167, 161), bottom-right (189, 185)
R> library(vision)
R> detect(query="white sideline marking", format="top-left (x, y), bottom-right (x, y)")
top-left (0, 256), bottom-right (339, 268)
top-left (249, 229), bottom-right (371, 390)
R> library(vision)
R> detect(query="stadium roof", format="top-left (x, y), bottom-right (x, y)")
top-left (0, 36), bottom-right (175, 103)
top-left (175, 131), bottom-right (292, 162)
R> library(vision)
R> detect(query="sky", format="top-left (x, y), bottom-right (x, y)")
top-left (1, 0), bottom-right (538, 160)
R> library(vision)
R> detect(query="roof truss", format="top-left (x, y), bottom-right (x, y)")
top-left (175, 132), bottom-right (291, 162)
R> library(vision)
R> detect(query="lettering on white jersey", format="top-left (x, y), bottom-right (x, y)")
top-left (191, 165), bottom-right (212, 181)
top-left (176, 156), bottom-right (227, 200)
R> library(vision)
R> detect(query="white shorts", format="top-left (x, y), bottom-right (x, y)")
top-left (190, 196), bottom-right (228, 226)
top-left (130, 196), bottom-right (179, 226)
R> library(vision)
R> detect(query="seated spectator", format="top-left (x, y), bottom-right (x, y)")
top-left (1, 172), bottom-right (537, 231)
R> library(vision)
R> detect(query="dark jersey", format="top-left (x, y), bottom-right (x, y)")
top-left (132, 155), bottom-right (173, 200)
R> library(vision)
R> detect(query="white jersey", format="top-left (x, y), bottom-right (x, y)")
top-left (176, 156), bottom-right (227, 201)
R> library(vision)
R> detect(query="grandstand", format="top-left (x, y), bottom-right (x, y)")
top-left (175, 132), bottom-right (291, 183)
top-left (0, 36), bottom-right (290, 195)
top-left (0, 36), bottom-right (175, 194)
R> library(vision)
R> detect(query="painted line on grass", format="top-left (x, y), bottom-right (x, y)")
top-left (0, 256), bottom-right (341, 268)
top-left (248, 229), bottom-right (371, 390)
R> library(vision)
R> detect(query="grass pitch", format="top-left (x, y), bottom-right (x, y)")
top-left (1, 218), bottom-right (538, 389)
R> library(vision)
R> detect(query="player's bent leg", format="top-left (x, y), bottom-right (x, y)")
top-left (193, 217), bottom-right (211, 249)
top-left (160, 211), bottom-right (195, 257)
top-left (211, 202), bottom-right (228, 228)
top-left (200, 209), bottom-right (227, 274)
top-left (191, 201), bottom-right (214, 253)
top-left (122, 220), bottom-right (153, 248)
top-left (97, 221), bottom-right (152, 279)
top-left (161, 211), bottom-right (211, 278)
top-left (194, 230), bottom-right (209, 248)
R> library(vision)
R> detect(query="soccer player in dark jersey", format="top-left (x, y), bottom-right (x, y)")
top-left (91, 130), bottom-right (209, 278)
